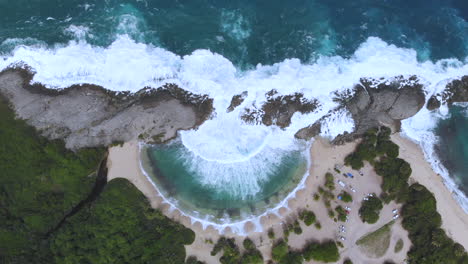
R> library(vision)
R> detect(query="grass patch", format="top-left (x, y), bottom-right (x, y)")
top-left (356, 220), bottom-right (394, 258)
top-left (394, 238), bottom-right (404, 253)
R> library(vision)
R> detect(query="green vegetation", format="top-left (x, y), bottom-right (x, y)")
top-left (313, 193), bottom-right (320, 201)
top-left (267, 228), bottom-right (275, 239)
top-left (211, 237), bottom-right (263, 264)
top-left (324, 172), bottom-right (335, 190)
top-left (242, 238), bottom-right (263, 264)
top-left (51, 178), bottom-right (195, 263)
top-left (211, 237), bottom-right (242, 263)
top-left (293, 223), bottom-right (303, 235)
top-left (270, 239), bottom-right (339, 264)
top-left (402, 183), bottom-right (468, 263)
top-left (328, 209), bottom-right (335, 218)
top-left (303, 241), bottom-right (340, 263)
top-left (335, 206), bottom-right (347, 222)
top-left (299, 210), bottom-right (316, 226)
top-left (271, 240), bottom-right (289, 262)
top-left (0, 97), bottom-right (104, 262)
top-left (359, 196), bottom-right (383, 224)
top-left (0, 97), bottom-right (196, 263)
top-left (315, 222), bottom-right (322, 229)
top-left (186, 256), bottom-right (206, 264)
top-left (339, 191), bottom-right (353, 202)
top-left (394, 238), bottom-right (404, 253)
top-left (356, 221), bottom-right (394, 258)
top-left (343, 259), bottom-right (353, 264)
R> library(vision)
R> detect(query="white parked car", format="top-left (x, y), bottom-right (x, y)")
top-left (340, 236), bottom-right (346, 241)
top-left (392, 209), bottom-right (398, 214)
top-left (337, 180), bottom-right (346, 187)
top-left (345, 206), bottom-right (351, 211)
top-left (393, 214), bottom-right (400, 220)
top-left (350, 187), bottom-right (356, 193)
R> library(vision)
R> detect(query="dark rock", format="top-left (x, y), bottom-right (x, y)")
top-left (427, 95), bottom-right (441, 111)
top-left (241, 90), bottom-right (319, 128)
top-left (442, 75), bottom-right (468, 104)
top-left (227, 91), bottom-right (248, 112)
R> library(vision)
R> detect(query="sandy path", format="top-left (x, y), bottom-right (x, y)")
top-left (392, 134), bottom-right (468, 249)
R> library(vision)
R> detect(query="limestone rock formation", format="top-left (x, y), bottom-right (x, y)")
top-left (0, 69), bottom-right (213, 149)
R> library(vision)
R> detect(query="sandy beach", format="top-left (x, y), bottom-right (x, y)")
top-left (106, 134), bottom-right (467, 263)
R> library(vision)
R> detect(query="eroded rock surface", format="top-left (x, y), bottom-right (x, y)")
top-left (241, 90), bottom-right (319, 128)
top-left (227, 91), bottom-right (248, 112)
top-left (295, 76), bottom-right (426, 142)
top-left (0, 69), bottom-right (213, 149)
top-left (427, 76), bottom-right (468, 110)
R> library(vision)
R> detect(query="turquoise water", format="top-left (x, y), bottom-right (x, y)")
top-left (143, 140), bottom-right (307, 220)
top-left (436, 105), bottom-right (468, 196)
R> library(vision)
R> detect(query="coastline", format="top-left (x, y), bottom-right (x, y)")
top-left (106, 135), bottom-right (468, 262)
top-left (392, 134), bottom-right (468, 249)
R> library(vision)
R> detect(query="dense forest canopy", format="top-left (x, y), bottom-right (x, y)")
top-left (0, 96), bottom-right (194, 263)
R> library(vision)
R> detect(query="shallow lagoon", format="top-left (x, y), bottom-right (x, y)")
top-left (141, 139), bottom-right (308, 223)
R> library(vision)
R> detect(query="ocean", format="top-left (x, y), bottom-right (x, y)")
top-left (0, 0), bottom-right (467, 223)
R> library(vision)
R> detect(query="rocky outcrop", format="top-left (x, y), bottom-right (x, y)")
top-left (241, 90), bottom-right (319, 128)
top-left (427, 76), bottom-right (468, 110)
top-left (295, 76), bottom-right (426, 142)
top-left (294, 120), bottom-right (323, 140)
top-left (346, 76), bottom-right (425, 134)
top-left (227, 91), bottom-right (248, 112)
top-left (444, 76), bottom-right (468, 103)
top-left (0, 69), bottom-right (213, 149)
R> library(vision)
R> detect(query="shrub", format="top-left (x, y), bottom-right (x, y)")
top-left (324, 172), bottom-right (335, 190)
top-left (315, 222), bottom-right (321, 229)
top-left (339, 191), bottom-right (353, 202)
top-left (313, 193), bottom-right (320, 201)
top-left (267, 228), bottom-right (275, 239)
top-left (343, 259), bottom-right (353, 264)
top-left (271, 240), bottom-right (289, 261)
top-left (303, 241), bottom-right (340, 262)
top-left (243, 238), bottom-right (255, 251)
top-left (299, 210), bottom-right (316, 226)
top-left (335, 206), bottom-right (347, 222)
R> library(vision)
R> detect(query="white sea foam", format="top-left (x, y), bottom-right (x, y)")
top-left (1, 35), bottom-right (468, 219)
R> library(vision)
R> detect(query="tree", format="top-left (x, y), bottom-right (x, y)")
top-left (359, 196), bottom-right (383, 224)
top-left (299, 210), bottom-right (316, 226)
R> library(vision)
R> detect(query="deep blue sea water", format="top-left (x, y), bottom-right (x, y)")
top-left (0, 0), bottom-right (467, 66)
top-left (0, 0), bottom-right (467, 216)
